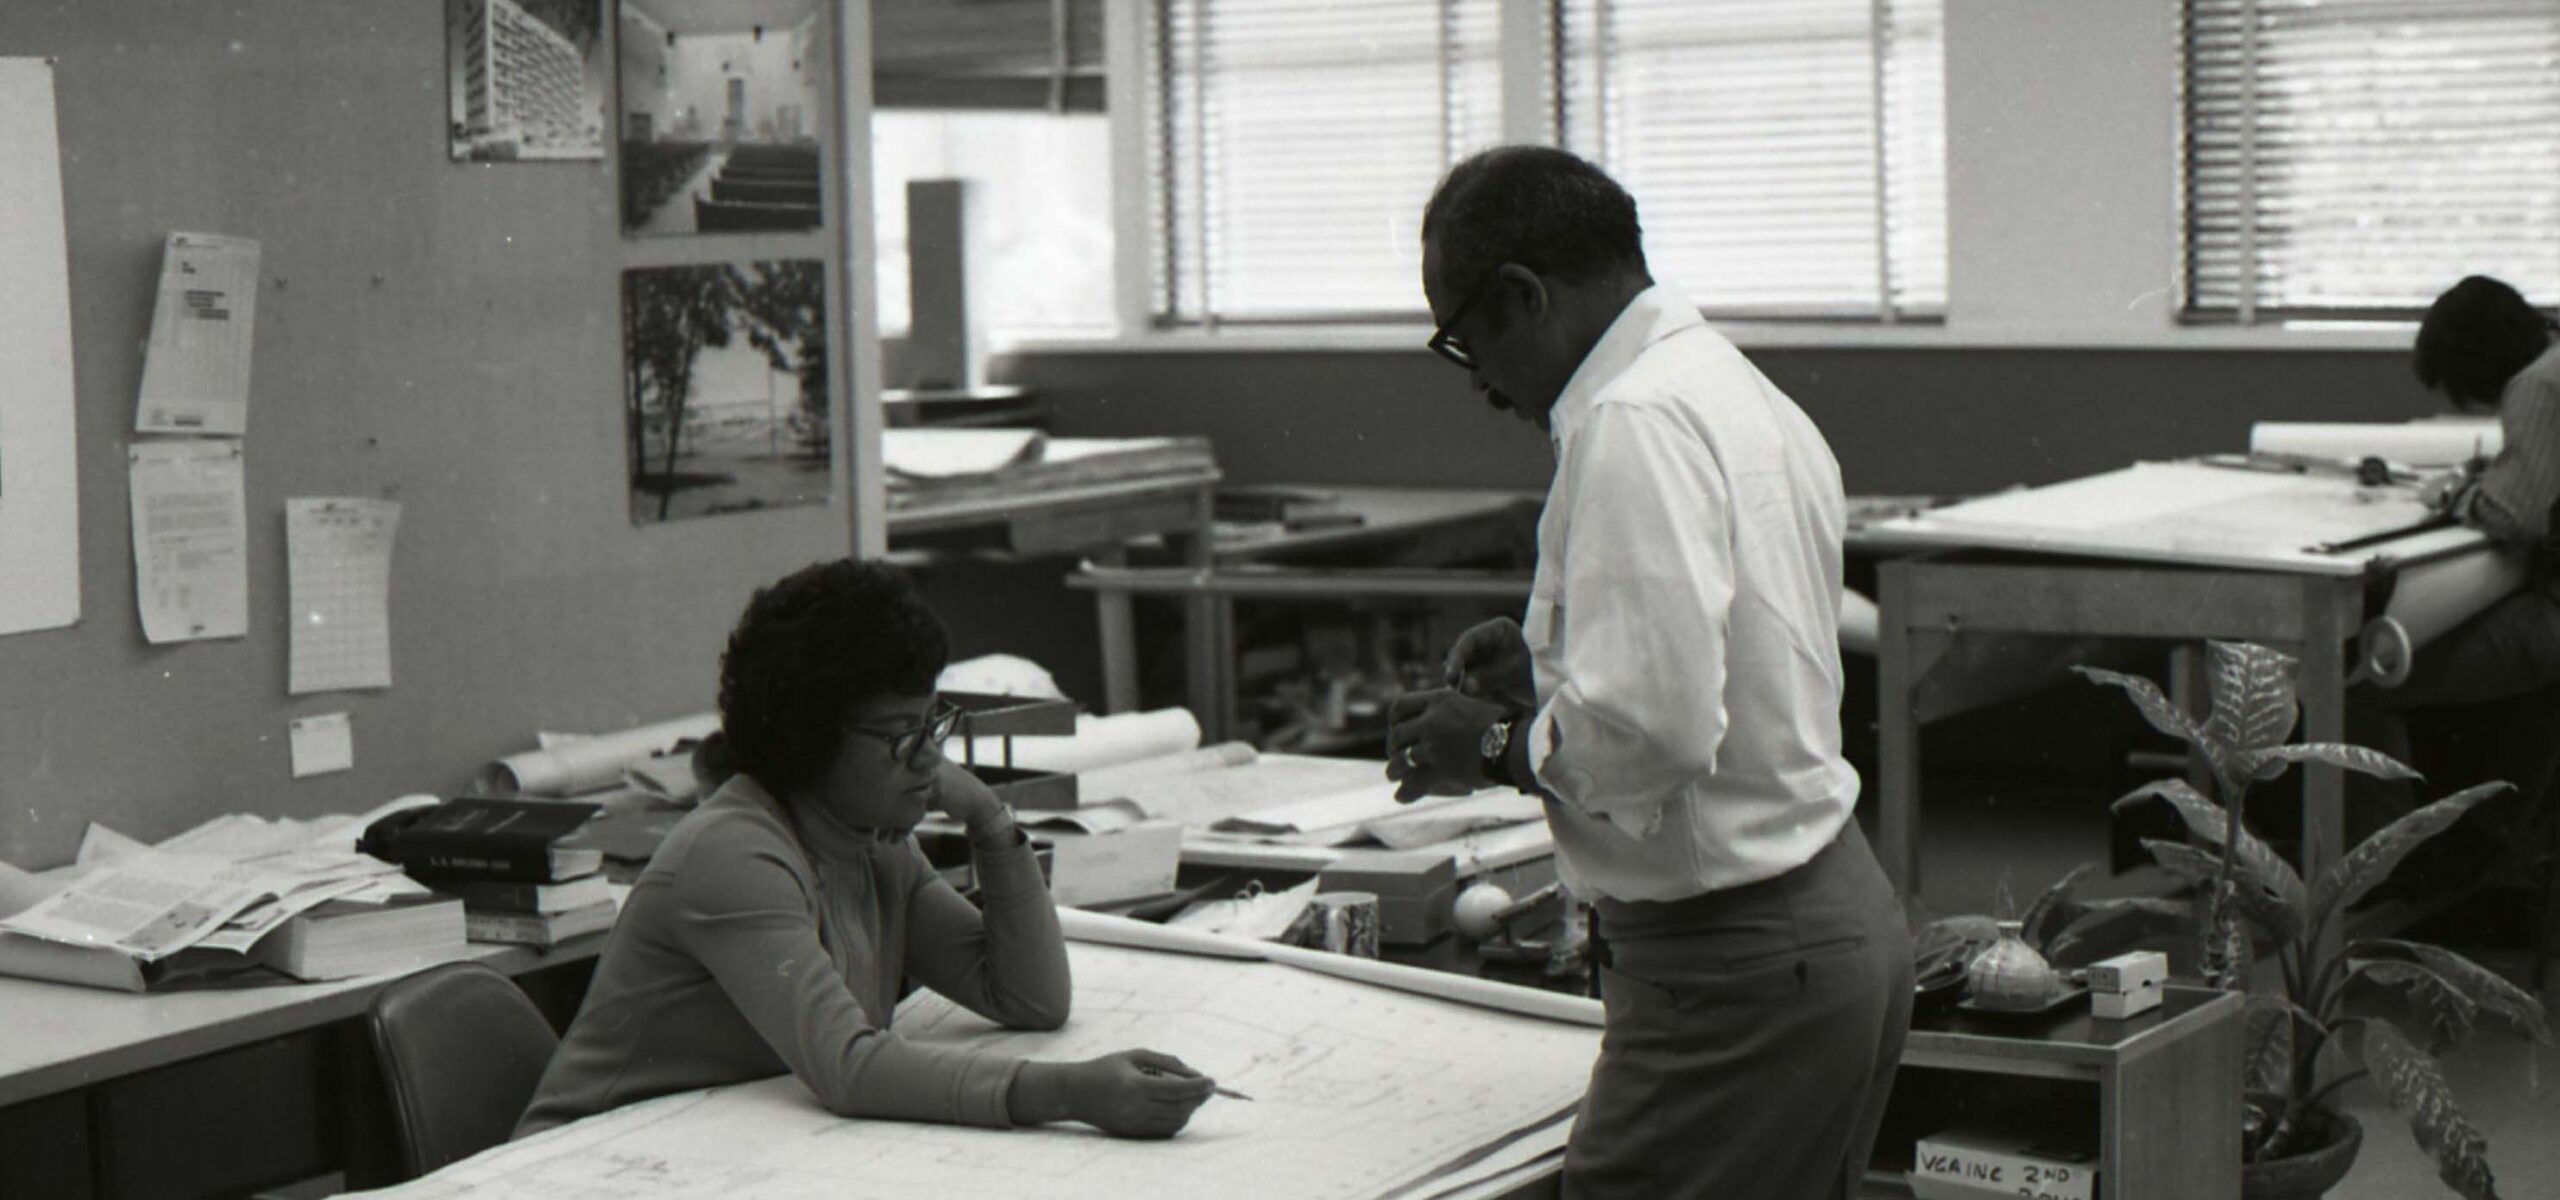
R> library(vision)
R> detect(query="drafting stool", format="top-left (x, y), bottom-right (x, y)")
top-left (365, 962), bottom-right (561, 1181)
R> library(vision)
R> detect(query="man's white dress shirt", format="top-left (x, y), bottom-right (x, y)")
top-left (1522, 284), bottom-right (1859, 903)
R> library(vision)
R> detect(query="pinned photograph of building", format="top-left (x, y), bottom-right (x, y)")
top-left (622, 259), bottom-right (831, 525)
top-left (447, 0), bottom-right (608, 161)
top-left (617, 0), bottom-right (826, 236)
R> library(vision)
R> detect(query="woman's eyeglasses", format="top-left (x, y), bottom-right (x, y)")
top-left (851, 699), bottom-right (967, 767)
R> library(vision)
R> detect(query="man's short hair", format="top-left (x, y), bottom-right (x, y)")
top-left (1422, 146), bottom-right (1648, 294)
top-left (2415, 275), bottom-right (2554, 406)
top-left (718, 559), bottom-right (949, 792)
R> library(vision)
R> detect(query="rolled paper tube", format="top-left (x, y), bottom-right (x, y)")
top-left (2361, 546), bottom-right (2533, 688)
top-left (954, 707), bottom-right (1202, 774)
top-left (2249, 421), bottom-right (2501, 467)
top-left (483, 713), bottom-right (722, 795)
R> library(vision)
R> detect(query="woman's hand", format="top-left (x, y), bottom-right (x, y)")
top-left (1010, 1050), bottom-right (1217, 1138)
top-left (930, 761), bottom-right (1010, 834)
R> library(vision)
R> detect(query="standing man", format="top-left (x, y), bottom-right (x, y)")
top-left (1384, 146), bottom-right (1910, 1200)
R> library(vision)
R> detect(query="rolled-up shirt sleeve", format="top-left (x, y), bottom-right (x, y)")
top-left (671, 823), bottom-right (1024, 1127)
top-left (1524, 402), bottom-right (1736, 838)
top-left (2461, 368), bottom-right (2560, 545)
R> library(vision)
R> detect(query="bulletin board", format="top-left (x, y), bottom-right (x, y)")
top-left (0, 3), bottom-right (881, 869)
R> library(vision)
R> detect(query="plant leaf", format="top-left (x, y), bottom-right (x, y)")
top-left (2020, 861), bottom-right (2099, 949)
top-left (2247, 742), bottom-right (2422, 783)
top-left (2141, 838), bottom-right (2299, 947)
top-left (2112, 778), bottom-right (2305, 937)
top-left (2074, 665), bottom-right (2203, 746)
top-left (2309, 783), bottom-right (2512, 922)
top-left (2352, 940), bottom-right (2554, 1047)
top-left (2203, 641), bottom-right (2300, 753)
top-left (2242, 992), bottom-right (2309, 1095)
top-left (2359, 1022), bottom-right (2501, 1200)
top-left (2350, 960), bottom-right (2480, 1050)
top-left (2042, 897), bottom-right (2194, 968)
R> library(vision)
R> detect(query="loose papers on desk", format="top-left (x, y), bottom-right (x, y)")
top-left (135, 232), bottom-right (260, 436)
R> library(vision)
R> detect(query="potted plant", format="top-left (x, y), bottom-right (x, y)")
top-left (2066, 640), bottom-right (2551, 1200)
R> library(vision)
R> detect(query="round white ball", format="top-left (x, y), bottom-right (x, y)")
top-left (1450, 883), bottom-right (1512, 940)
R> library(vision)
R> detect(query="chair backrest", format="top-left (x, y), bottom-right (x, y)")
top-left (365, 961), bottom-right (561, 1180)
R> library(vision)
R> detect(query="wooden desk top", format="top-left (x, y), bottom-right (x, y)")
top-left (0, 937), bottom-right (602, 1108)
top-left (1902, 985), bottom-right (2242, 1072)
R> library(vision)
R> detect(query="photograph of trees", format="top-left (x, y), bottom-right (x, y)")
top-left (621, 259), bottom-right (829, 524)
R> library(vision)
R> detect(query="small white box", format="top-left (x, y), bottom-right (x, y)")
top-left (2088, 950), bottom-right (2167, 1020)
top-left (2086, 950), bottom-right (2167, 994)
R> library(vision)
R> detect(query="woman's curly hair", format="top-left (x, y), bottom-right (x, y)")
top-left (717, 559), bottom-right (949, 792)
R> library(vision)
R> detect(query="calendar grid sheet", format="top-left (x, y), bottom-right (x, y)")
top-left (286, 498), bottom-right (400, 694)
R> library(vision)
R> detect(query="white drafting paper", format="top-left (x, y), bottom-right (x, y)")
top-left (334, 937), bottom-right (1600, 1200)
top-left (134, 231), bottom-right (261, 436)
top-left (485, 712), bottom-right (723, 795)
top-left (289, 712), bottom-right (356, 779)
top-left (2249, 419), bottom-right (2503, 467)
top-left (127, 439), bottom-right (248, 643)
top-left (286, 498), bottom-right (401, 694)
top-left (0, 58), bottom-right (80, 636)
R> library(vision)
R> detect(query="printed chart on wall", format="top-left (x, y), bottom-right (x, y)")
top-left (128, 440), bottom-right (249, 643)
top-left (286, 498), bottom-right (401, 694)
top-left (0, 57), bottom-right (80, 637)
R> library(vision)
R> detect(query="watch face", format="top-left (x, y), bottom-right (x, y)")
top-left (1479, 721), bottom-right (1509, 759)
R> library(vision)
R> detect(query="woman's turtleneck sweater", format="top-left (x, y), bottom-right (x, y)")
top-left (515, 772), bottom-right (1070, 1137)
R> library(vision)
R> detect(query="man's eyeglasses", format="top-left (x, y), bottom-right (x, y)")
top-left (851, 699), bottom-right (967, 767)
top-left (1426, 274), bottom-right (1496, 369)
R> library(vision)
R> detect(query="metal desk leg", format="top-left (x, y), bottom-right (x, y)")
top-left (1878, 562), bottom-right (1922, 897)
top-left (1092, 545), bottom-right (1139, 715)
top-left (2298, 578), bottom-right (2354, 966)
top-left (1183, 485), bottom-right (1222, 742)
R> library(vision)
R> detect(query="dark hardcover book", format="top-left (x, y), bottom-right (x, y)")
top-left (359, 798), bottom-right (603, 883)
top-left (434, 873), bottom-right (611, 915)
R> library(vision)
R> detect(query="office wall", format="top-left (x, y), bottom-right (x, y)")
top-left (0, 3), bottom-right (865, 869)
top-left (1003, 345), bottom-right (2427, 497)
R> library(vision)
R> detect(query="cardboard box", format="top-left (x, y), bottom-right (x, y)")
top-left (1035, 819), bottom-right (1183, 908)
top-left (1911, 1127), bottom-right (2097, 1200)
top-left (1317, 853), bottom-right (1458, 946)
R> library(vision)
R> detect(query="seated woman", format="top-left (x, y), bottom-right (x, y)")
top-left (518, 559), bottom-right (1215, 1138)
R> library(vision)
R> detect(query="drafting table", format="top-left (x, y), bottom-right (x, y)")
top-left (1068, 486), bottom-right (1542, 744)
top-left (1863, 461), bottom-right (2491, 962)
top-left (0, 938), bottom-right (605, 1199)
top-left (887, 441), bottom-right (1223, 740)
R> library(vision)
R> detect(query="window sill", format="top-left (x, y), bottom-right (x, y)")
top-left (1003, 320), bottom-right (2420, 356)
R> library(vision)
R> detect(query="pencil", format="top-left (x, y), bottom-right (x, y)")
top-left (1142, 1065), bottom-right (1254, 1101)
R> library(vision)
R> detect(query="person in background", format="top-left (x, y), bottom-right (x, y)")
top-left (1381, 145), bottom-right (1910, 1200)
top-left (2358, 276), bottom-right (2560, 876)
top-left (518, 559), bottom-right (1215, 1139)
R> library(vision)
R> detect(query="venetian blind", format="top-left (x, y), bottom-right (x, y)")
top-left (1555, 0), bottom-right (1946, 319)
top-left (2185, 0), bottom-right (2560, 321)
top-left (1151, 0), bottom-right (1508, 323)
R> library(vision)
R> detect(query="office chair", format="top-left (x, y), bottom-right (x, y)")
top-left (364, 962), bottom-right (561, 1181)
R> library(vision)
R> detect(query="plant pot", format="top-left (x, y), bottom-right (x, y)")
top-left (2241, 1102), bottom-right (2364, 1200)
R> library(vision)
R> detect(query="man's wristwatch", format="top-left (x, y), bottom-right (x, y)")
top-left (1478, 718), bottom-right (1515, 789)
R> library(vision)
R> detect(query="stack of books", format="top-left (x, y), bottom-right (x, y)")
top-left (249, 888), bottom-right (466, 981)
top-left (358, 798), bottom-right (618, 949)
